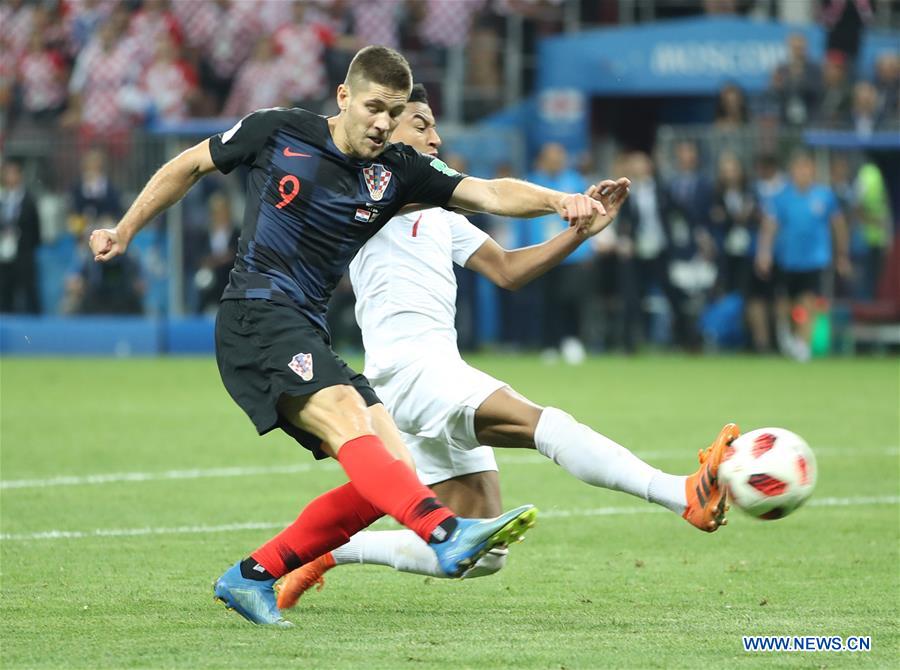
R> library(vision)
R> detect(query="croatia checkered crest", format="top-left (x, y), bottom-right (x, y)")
top-left (363, 163), bottom-right (392, 201)
top-left (719, 427), bottom-right (817, 520)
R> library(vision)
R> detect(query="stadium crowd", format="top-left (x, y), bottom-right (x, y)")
top-left (0, 0), bottom-right (896, 359)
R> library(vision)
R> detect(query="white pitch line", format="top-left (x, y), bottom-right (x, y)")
top-left (0, 462), bottom-right (325, 490)
top-left (1, 496), bottom-right (896, 542)
top-left (2, 446), bottom-right (896, 492)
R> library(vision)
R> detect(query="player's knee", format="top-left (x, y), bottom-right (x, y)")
top-left (461, 547), bottom-right (508, 579)
top-left (299, 385), bottom-right (373, 447)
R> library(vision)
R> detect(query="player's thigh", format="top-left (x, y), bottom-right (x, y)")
top-left (217, 299), bottom-right (377, 459)
top-left (278, 385), bottom-right (374, 457)
top-left (367, 403), bottom-right (416, 470)
top-left (431, 471), bottom-right (502, 518)
top-left (474, 386), bottom-right (544, 449)
top-left (276, 342), bottom-right (386, 457)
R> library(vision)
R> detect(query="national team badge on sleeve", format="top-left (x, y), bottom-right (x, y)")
top-left (288, 353), bottom-right (314, 381)
top-left (363, 163), bottom-right (392, 201)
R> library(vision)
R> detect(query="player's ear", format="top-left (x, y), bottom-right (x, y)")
top-left (336, 83), bottom-right (350, 113)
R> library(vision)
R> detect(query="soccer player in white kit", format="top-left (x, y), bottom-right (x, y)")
top-left (277, 85), bottom-right (738, 606)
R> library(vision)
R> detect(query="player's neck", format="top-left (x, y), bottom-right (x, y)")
top-left (327, 116), bottom-right (355, 157)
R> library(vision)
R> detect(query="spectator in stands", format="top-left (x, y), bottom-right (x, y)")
top-left (828, 154), bottom-right (861, 299)
top-left (708, 152), bottom-right (762, 297)
top-left (0, 158), bottom-right (41, 314)
top-left (128, 0), bottom-right (183, 67)
top-left (617, 152), bottom-right (699, 352)
top-left (713, 83), bottom-right (749, 130)
top-left (0, 35), bottom-right (14, 132)
top-left (703, 0), bottom-right (738, 13)
top-left (15, 29), bottom-right (68, 125)
top-left (855, 160), bottom-right (891, 299)
top-left (27, 2), bottom-right (69, 52)
top-left (68, 148), bottom-right (122, 238)
top-left (746, 153), bottom-right (785, 353)
top-left (412, 0), bottom-right (487, 62)
top-left (667, 140), bottom-right (712, 232)
top-left (181, 0), bottom-right (260, 111)
top-left (347, 0), bottom-right (400, 50)
top-left (190, 192), bottom-right (238, 315)
top-left (873, 52), bottom-right (899, 125)
top-left (273, 1), bottom-right (335, 112)
top-left (822, 0), bottom-right (873, 66)
top-left (711, 82), bottom-right (755, 163)
top-left (513, 142), bottom-right (591, 359)
top-left (223, 36), bottom-right (291, 118)
top-left (0, 0), bottom-right (35, 60)
top-left (756, 151), bottom-right (850, 361)
top-left (850, 81), bottom-right (884, 135)
top-left (465, 11), bottom-right (504, 119)
top-left (65, 9), bottom-right (141, 148)
top-left (64, 225), bottom-right (144, 315)
top-left (135, 33), bottom-right (198, 122)
top-left (65, 0), bottom-right (112, 58)
top-left (816, 51), bottom-right (853, 128)
top-left (308, 1), bottom-right (397, 90)
top-left (769, 32), bottom-right (822, 129)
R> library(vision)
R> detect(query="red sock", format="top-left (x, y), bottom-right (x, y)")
top-left (251, 482), bottom-right (382, 578)
top-left (337, 434), bottom-right (455, 542)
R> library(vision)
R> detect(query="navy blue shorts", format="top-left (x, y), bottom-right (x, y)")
top-left (215, 298), bottom-right (380, 459)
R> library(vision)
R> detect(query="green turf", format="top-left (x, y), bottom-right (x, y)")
top-left (1, 355), bottom-right (898, 669)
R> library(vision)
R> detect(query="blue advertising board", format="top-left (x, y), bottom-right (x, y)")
top-left (533, 16), bottom-right (899, 155)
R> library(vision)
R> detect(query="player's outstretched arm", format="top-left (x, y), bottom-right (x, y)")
top-left (465, 178), bottom-right (630, 291)
top-left (90, 139), bottom-right (217, 262)
top-left (448, 176), bottom-right (608, 230)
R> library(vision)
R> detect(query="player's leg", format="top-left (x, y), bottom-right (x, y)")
top-left (431, 470), bottom-right (503, 517)
top-left (366, 402), bottom-right (417, 471)
top-left (282, 386), bottom-right (532, 569)
top-left (213, 301), bottom-right (536, 624)
top-left (278, 453), bottom-right (506, 609)
top-left (326, 471), bottom-right (504, 577)
top-left (226, 385), bottom-right (534, 621)
top-left (474, 386), bottom-right (737, 531)
top-left (330, 472), bottom-right (504, 577)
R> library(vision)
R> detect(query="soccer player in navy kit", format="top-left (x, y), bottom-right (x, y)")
top-left (90, 46), bottom-right (609, 627)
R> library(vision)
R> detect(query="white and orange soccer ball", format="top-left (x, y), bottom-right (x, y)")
top-left (719, 427), bottom-right (817, 520)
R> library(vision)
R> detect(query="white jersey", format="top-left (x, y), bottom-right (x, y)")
top-left (349, 207), bottom-right (489, 378)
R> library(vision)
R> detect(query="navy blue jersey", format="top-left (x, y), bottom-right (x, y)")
top-left (208, 107), bottom-right (466, 333)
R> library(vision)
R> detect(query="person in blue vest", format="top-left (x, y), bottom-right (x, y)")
top-left (756, 151), bottom-right (850, 361)
top-left (508, 142), bottom-right (591, 359)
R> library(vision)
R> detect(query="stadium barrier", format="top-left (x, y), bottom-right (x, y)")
top-left (0, 316), bottom-right (215, 356)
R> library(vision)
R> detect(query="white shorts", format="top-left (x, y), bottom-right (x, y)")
top-left (369, 354), bottom-right (505, 486)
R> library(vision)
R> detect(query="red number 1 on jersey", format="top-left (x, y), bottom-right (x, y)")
top-left (276, 175), bottom-right (300, 209)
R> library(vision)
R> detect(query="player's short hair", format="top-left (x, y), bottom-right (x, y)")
top-left (408, 83), bottom-right (429, 105)
top-left (346, 46), bottom-right (412, 94)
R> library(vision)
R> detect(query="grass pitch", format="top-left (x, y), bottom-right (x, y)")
top-left (1, 354), bottom-right (898, 669)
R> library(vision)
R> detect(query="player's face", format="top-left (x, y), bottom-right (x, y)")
top-left (389, 102), bottom-right (441, 156)
top-left (340, 80), bottom-right (409, 159)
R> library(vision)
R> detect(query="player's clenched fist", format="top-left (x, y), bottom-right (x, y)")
top-left (570, 177), bottom-right (631, 238)
top-left (89, 227), bottom-right (126, 262)
top-left (556, 193), bottom-right (606, 230)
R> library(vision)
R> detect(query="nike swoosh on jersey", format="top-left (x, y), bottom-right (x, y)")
top-left (283, 147), bottom-right (312, 158)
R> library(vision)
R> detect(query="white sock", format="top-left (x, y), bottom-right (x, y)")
top-left (331, 530), bottom-right (507, 579)
top-left (534, 407), bottom-right (687, 514)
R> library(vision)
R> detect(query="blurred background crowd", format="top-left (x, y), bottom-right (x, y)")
top-left (1, 0), bottom-right (898, 359)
